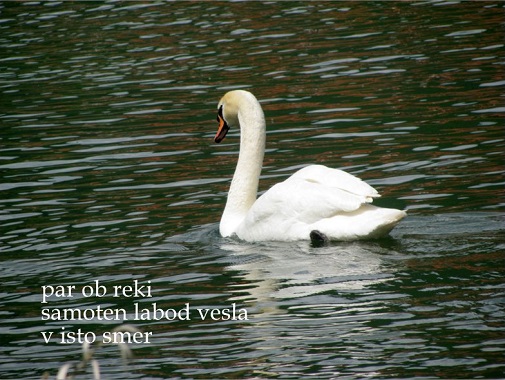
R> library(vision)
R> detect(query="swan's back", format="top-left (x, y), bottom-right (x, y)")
top-left (291, 165), bottom-right (379, 201)
top-left (234, 164), bottom-right (406, 242)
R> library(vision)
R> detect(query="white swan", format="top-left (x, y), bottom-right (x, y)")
top-left (213, 90), bottom-right (406, 243)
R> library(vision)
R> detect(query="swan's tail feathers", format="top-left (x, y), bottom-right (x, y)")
top-left (313, 205), bottom-right (407, 241)
top-left (367, 208), bottom-right (407, 238)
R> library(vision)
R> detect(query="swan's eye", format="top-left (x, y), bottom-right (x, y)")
top-left (217, 105), bottom-right (224, 122)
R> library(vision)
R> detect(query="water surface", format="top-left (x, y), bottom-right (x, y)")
top-left (1, 2), bottom-right (504, 379)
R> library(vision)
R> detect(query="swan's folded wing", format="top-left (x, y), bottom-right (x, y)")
top-left (235, 165), bottom-right (384, 241)
top-left (290, 164), bottom-right (380, 201)
top-left (246, 175), bottom-right (372, 225)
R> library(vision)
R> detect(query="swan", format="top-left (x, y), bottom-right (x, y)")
top-left (213, 90), bottom-right (406, 243)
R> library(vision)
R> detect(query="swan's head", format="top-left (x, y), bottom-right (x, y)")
top-left (214, 91), bottom-right (241, 143)
top-left (214, 90), bottom-right (259, 143)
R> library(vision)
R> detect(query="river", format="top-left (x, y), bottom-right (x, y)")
top-left (1, 2), bottom-right (504, 379)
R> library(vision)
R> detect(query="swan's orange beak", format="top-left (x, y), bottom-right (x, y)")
top-left (214, 106), bottom-right (229, 143)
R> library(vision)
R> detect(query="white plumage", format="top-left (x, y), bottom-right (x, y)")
top-left (213, 90), bottom-right (406, 242)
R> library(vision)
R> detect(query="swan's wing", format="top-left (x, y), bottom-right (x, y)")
top-left (242, 165), bottom-right (378, 227)
top-left (235, 165), bottom-right (403, 242)
top-left (290, 164), bottom-right (379, 201)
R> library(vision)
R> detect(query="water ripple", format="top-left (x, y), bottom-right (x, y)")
top-left (1, 2), bottom-right (504, 379)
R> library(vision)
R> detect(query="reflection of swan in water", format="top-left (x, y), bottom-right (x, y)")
top-left (213, 90), bottom-right (406, 243)
top-left (222, 240), bottom-right (395, 304)
top-left (166, 224), bottom-right (396, 308)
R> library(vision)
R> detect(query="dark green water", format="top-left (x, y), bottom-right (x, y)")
top-left (1, 2), bottom-right (504, 379)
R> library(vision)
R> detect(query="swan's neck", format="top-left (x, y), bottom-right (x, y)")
top-left (220, 98), bottom-right (265, 237)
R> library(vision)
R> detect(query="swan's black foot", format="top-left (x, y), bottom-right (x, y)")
top-left (310, 230), bottom-right (329, 247)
